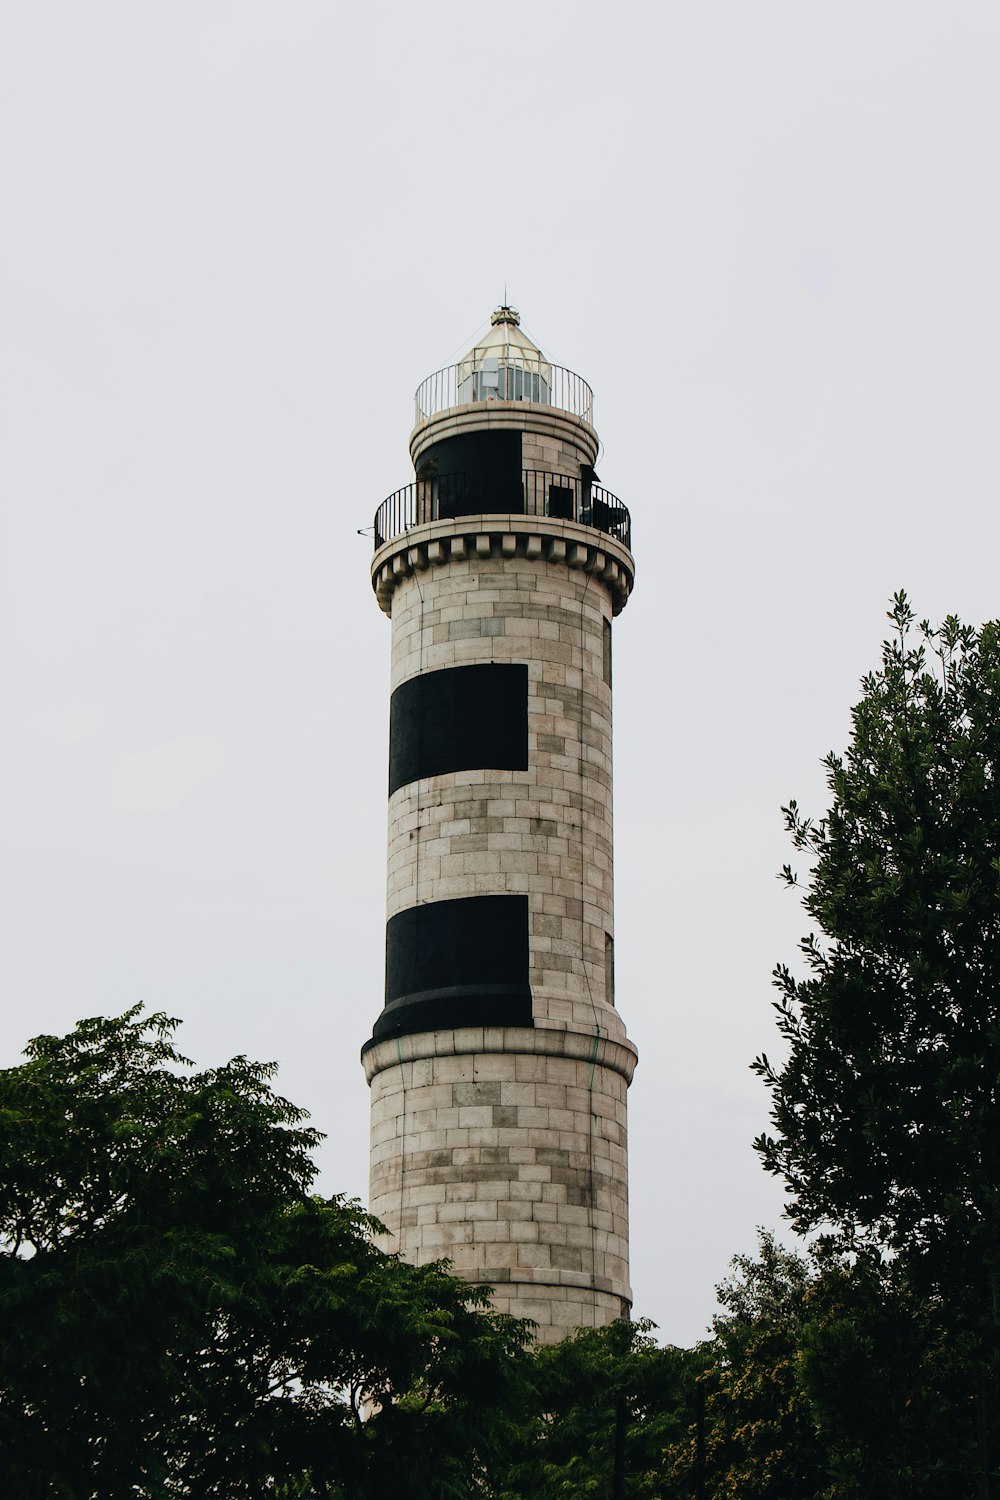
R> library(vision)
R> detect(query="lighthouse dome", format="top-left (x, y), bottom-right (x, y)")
top-left (456, 305), bottom-right (551, 405)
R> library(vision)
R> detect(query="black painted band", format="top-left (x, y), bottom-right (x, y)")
top-left (416, 432), bottom-right (523, 520)
top-left (364, 893), bottom-right (533, 1050)
top-left (364, 985), bottom-right (533, 1051)
top-left (388, 663), bottom-right (528, 796)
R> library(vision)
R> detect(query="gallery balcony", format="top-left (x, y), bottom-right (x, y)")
top-left (372, 468), bottom-right (632, 554)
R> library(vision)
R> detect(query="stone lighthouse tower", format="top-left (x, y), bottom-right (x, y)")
top-left (362, 307), bottom-right (637, 1341)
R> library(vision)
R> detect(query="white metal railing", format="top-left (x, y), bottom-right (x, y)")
top-left (414, 358), bottom-right (594, 427)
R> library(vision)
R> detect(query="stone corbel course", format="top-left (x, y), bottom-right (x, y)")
top-left (372, 514), bottom-right (635, 618)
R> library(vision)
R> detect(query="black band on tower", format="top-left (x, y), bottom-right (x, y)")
top-left (388, 662), bottom-right (529, 796)
top-left (364, 893), bottom-right (533, 1050)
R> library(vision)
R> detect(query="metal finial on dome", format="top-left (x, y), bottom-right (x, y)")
top-left (490, 303), bottom-right (520, 327)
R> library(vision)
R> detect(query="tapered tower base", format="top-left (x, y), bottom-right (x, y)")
top-left (366, 1027), bottom-right (635, 1339)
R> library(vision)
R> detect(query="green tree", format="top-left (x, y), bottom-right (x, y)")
top-left (698, 1232), bottom-right (829, 1500)
top-left (797, 1250), bottom-right (974, 1498)
top-left (693, 1233), bottom-right (973, 1500)
top-left (754, 593), bottom-right (1000, 1490)
top-left (493, 1318), bottom-right (698, 1500)
top-left (0, 1008), bottom-right (530, 1499)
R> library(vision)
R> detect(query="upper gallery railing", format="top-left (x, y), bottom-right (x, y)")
top-left (414, 358), bottom-right (594, 427)
top-left (373, 469), bottom-right (631, 553)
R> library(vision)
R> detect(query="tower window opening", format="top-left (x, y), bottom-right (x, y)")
top-left (474, 357), bottom-right (501, 401)
top-left (498, 365), bottom-right (546, 402)
top-left (605, 932), bottom-right (616, 1007)
top-left (459, 362), bottom-right (549, 405)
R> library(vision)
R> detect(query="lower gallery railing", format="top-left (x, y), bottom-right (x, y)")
top-left (373, 469), bottom-right (631, 552)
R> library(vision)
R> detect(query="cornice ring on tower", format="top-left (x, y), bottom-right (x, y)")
top-left (371, 514), bottom-right (635, 617)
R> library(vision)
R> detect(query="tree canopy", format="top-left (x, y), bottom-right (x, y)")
top-left (754, 592), bottom-right (1000, 1489)
top-left (491, 1317), bottom-right (697, 1499)
top-left (699, 1232), bottom-right (975, 1500)
top-left (0, 1008), bottom-right (530, 1498)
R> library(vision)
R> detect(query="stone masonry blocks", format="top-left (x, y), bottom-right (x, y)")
top-left (369, 1046), bottom-right (631, 1343)
top-left (369, 396), bottom-right (637, 1345)
top-left (384, 553), bottom-right (617, 1021)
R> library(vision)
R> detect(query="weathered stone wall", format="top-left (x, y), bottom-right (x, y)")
top-left (366, 519), bottom-right (636, 1341)
top-left (384, 548), bottom-right (616, 1031)
top-left (366, 1032), bottom-right (632, 1335)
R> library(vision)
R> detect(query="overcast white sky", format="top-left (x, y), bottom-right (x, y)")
top-left (2, 2), bottom-right (999, 1347)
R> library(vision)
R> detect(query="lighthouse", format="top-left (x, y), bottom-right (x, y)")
top-left (362, 307), bottom-right (637, 1341)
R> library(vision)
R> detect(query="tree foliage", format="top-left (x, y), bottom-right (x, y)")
top-left (753, 592), bottom-right (1000, 1487)
top-left (755, 594), bottom-right (1000, 1285)
top-left (699, 1232), bottom-right (828, 1500)
top-left (697, 1233), bottom-right (979, 1500)
top-left (0, 1008), bottom-right (530, 1498)
top-left (796, 1249), bottom-right (974, 1498)
top-left (0, 1003), bottom-right (986, 1497)
top-left (493, 1318), bottom-right (698, 1499)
